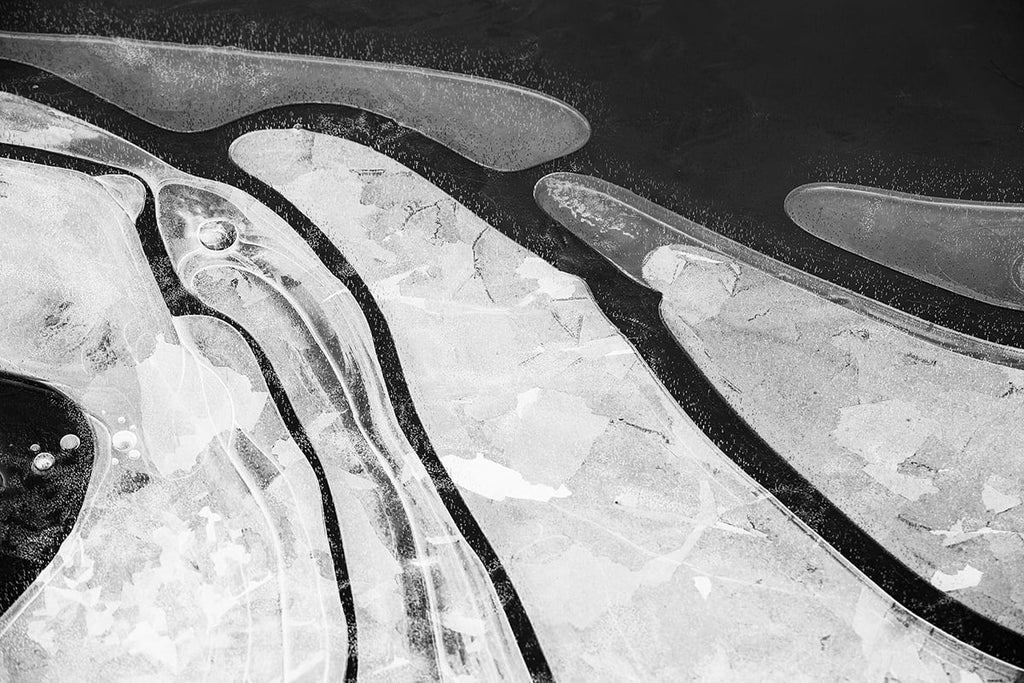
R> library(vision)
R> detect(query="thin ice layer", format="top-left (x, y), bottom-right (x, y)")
top-left (534, 172), bottom-right (1024, 647)
top-left (533, 172), bottom-right (1024, 371)
top-left (0, 31), bottom-right (590, 171)
top-left (0, 159), bottom-right (347, 680)
top-left (644, 243), bottom-right (1024, 629)
top-left (0, 92), bottom-right (529, 679)
top-left (229, 129), bottom-right (1022, 681)
top-left (786, 183), bottom-right (1024, 310)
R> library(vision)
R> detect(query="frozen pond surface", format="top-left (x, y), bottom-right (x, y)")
top-left (0, 4), bottom-right (1022, 678)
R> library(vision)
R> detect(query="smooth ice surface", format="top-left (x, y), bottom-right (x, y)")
top-left (0, 31), bottom-right (591, 171)
top-left (534, 172), bottom-right (1024, 370)
top-left (535, 172), bottom-right (1024, 643)
top-left (0, 92), bottom-right (528, 680)
top-left (0, 159), bottom-right (348, 680)
top-left (230, 129), bottom-right (1023, 681)
top-left (786, 183), bottom-right (1024, 310)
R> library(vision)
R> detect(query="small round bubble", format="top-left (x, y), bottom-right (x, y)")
top-left (32, 452), bottom-right (56, 472)
top-left (112, 430), bottom-right (137, 452)
top-left (198, 218), bottom-right (238, 251)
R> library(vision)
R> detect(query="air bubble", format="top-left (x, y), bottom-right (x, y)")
top-left (60, 434), bottom-right (81, 450)
top-left (128, 449), bottom-right (141, 460)
top-left (32, 452), bottom-right (56, 472)
top-left (198, 218), bottom-right (238, 251)
top-left (112, 430), bottom-right (137, 452)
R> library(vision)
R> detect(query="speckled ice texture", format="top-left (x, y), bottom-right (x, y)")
top-left (230, 129), bottom-right (1022, 682)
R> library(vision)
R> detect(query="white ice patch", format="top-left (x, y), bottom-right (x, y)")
top-left (693, 576), bottom-right (712, 600)
top-left (442, 612), bottom-right (486, 639)
top-left (441, 453), bottom-right (571, 502)
top-left (0, 121), bottom-right (97, 151)
top-left (516, 257), bottom-right (579, 301)
top-left (833, 400), bottom-right (940, 501)
top-left (643, 246), bottom-right (739, 324)
top-left (137, 335), bottom-right (267, 477)
top-left (515, 387), bottom-right (541, 418)
top-left (930, 565), bottom-right (983, 592)
top-left (930, 519), bottom-right (1005, 547)
top-left (982, 483), bottom-right (1021, 514)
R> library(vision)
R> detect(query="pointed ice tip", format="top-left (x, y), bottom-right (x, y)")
top-left (784, 182), bottom-right (863, 243)
top-left (533, 172), bottom-right (676, 289)
top-left (533, 171), bottom-right (578, 202)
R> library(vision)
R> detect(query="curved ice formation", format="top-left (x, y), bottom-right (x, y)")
top-left (0, 373), bottom-right (95, 615)
top-left (535, 173), bottom-right (1024, 370)
top-left (533, 172), bottom-right (1024, 665)
top-left (228, 128), bottom-right (1024, 680)
top-left (0, 159), bottom-right (348, 679)
top-left (0, 30), bottom-right (591, 171)
top-left (0, 92), bottom-right (530, 680)
top-left (785, 183), bottom-right (1024, 310)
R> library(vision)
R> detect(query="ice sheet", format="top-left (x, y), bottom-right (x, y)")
top-left (786, 183), bottom-right (1024, 310)
top-left (230, 130), bottom-right (1024, 681)
top-left (0, 158), bottom-right (347, 680)
top-left (0, 31), bottom-right (590, 171)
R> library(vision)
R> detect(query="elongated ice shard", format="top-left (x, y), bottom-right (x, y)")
top-left (785, 183), bottom-right (1024, 309)
top-left (534, 171), bottom-right (1024, 661)
top-left (229, 129), bottom-right (1024, 679)
top-left (0, 91), bottom-right (530, 680)
top-left (0, 159), bottom-right (348, 680)
top-left (0, 30), bottom-right (590, 171)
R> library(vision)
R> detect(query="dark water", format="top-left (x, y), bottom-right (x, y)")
top-left (0, 374), bottom-right (94, 614)
top-left (1, 0), bottom-right (1023, 669)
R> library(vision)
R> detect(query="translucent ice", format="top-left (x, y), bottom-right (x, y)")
top-left (535, 172), bottom-right (1024, 369)
top-left (0, 91), bottom-right (529, 679)
top-left (0, 159), bottom-right (348, 679)
top-left (230, 130), bottom-right (1024, 680)
top-left (786, 182), bottom-right (1024, 310)
top-left (535, 171), bottom-right (1024, 664)
top-left (0, 30), bottom-right (591, 171)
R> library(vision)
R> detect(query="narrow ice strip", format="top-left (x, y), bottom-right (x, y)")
top-left (0, 31), bottom-right (590, 171)
top-left (533, 172), bottom-right (1024, 370)
top-left (786, 183), bottom-right (1024, 310)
